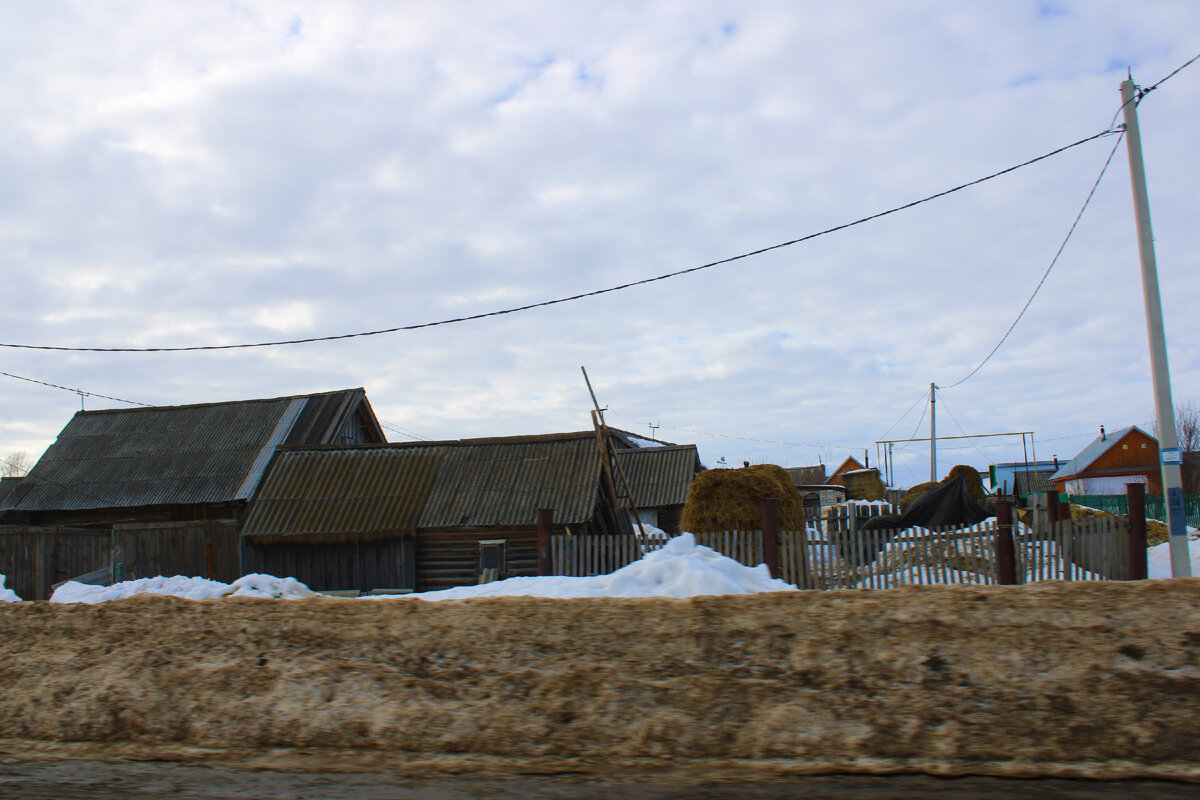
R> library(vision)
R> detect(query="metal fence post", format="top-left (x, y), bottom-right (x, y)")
top-left (760, 498), bottom-right (780, 579)
top-left (537, 508), bottom-right (553, 576)
top-left (996, 500), bottom-right (1017, 585)
top-left (1126, 483), bottom-right (1148, 581)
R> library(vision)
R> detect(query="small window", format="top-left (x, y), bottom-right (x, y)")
top-left (478, 539), bottom-right (507, 582)
top-left (1123, 444), bottom-right (1128, 449)
top-left (1141, 443), bottom-right (1147, 448)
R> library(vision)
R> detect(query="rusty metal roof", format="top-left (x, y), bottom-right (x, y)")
top-left (614, 445), bottom-right (701, 508)
top-left (2, 389), bottom-right (382, 514)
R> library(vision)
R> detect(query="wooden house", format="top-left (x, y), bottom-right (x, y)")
top-left (240, 432), bottom-right (702, 593)
top-left (825, 457), bottom-right (866, 488)
top-left (1050, 426), bottom-right (1161, 496)
top-left (0, 388), bottom-right (384, 585)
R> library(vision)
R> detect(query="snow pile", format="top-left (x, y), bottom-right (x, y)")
top-left (0, 574), bottom-right (20, 602)
top-left (50, 573), bottom-right (315, 604)
top-left (397, 532), bottom-right (797, 601)
top-left (1147, 534), bottom-right (1200, 579)
top-left (224, 574), bottom-right (316, 599)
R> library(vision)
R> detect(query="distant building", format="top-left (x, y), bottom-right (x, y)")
top-left (990, 460), bottom-right (1061, 498)
top-left (1050, 426), bottom-right (1160, 496)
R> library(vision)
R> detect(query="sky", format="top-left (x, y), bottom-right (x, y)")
top-left (0, 1), bottom-right (1197, 488)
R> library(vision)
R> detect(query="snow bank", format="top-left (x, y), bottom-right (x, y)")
top-left (0, 574), bottom-right (20, 602)
top-left (396, 532), bottom-right (797, 601)
top-left (50, 573), bottom-right (315, 604)
top-left (46, 535), bottom-right (793, 604)
top-left (1147, 535), bottom-right (1200, 579)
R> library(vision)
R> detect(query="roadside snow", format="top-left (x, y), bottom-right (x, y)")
top-left (47, 534), bottom-right (792, 604)
top-left (50, 573), bottom-right (316, 604)
top-left (1147, 536), bottom-right (1200, 579)
top-left (394, 532), bottom-right (797, 601)
top-left (0, 574), bottom-right (19, 602)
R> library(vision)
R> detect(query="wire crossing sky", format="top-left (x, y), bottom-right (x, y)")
top-left (0, 2), bottom-right (1197, 480)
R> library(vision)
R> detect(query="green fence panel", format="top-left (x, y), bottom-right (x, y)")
top-left (1069, 494), bottom-right (1200, 529)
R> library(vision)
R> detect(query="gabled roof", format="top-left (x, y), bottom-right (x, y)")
top-left (1050, 426), bottom-right (1155, 481)
top-left (242, 432), bottom-right (613, 542)
top-left (1013, 468), bottom-right (1056, 496)
top-left (615, 445), bottom-right (702, 508)
top-left (2, 388), bottom-right (383, 514)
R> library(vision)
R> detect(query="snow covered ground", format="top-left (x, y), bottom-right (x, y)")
top-left (1147, 535), bottom-right (1200, 579)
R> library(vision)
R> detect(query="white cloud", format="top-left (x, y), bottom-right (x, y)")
top-left (0, 0), bottom-right (1198, 476)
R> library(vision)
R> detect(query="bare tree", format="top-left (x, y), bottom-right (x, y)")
top-left (1, 450), bottom-right (30, 478)
top-left (1151, 401), bottom-right (1200, 493)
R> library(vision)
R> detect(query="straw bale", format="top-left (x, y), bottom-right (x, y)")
top-left (841, 468), bottom-right (887, 501)
top-left (680, 465), bottom-right (805, 532)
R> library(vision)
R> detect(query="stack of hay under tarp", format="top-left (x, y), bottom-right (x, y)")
top-left (900, 464), bottom-right (987, 510)
top-left (681, 465), bottom-right (806, 533)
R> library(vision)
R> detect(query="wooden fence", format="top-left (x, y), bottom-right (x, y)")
top-left (550, 501), bottom-right (1137, 591)
top-left (0, 525), bottom-right (112, 601)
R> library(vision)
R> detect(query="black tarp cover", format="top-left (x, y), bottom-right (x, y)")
top-left (862, 475), bottom-right (992, 532)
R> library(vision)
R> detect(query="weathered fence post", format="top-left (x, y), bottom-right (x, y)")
top-left (1046, 490), bottom-right (1060, 526)
top-left (537, 508), bottom-right (554, 576)
top-left (1126, 483), bottom-right (1148, 581)
top-left (760, 498), bottom-right (780, 579)
top-left (996, 500), bottom-right (1017, 585)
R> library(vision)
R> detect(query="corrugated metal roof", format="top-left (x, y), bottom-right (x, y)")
top-left (614, 445), bottom-right (700, 508)
top-left (1050, 426), bottom-right (1148, 481)
top-left (2, 389), bottom-right (377, 513)
top-left (242, 446), bottom-right (441, 541)
top-left (416, 435), bottom-right (603, 528)
top-left (786, 465), bottom-right (827, 485)
top-left (1013, 468), bottom-right (1056, 496)
top-left (241, 432), bottom-right (609, 540)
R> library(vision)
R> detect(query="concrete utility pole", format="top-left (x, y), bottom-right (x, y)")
top-left (1121, 77), bottom-right (1192, 577)
top-left (929, 383), bottom-right (937, 483)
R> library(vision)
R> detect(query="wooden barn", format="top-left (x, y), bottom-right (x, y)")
top-left (0, 388), bottom-right (385, 592)
top-left (615, 445), bottom-right (703, 536)
top-left (240, 432), bottom-right (702, 593)
top-left (1051, 426), bottom-right (1161, 496)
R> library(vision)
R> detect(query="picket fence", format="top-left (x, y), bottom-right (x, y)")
top-left (550, 503), bottom-right (1135, 590)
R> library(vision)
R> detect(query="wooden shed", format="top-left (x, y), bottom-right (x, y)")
top-left (0, 388), bottom-right (385, 587)
top-left (1050, 426), bottom-right (1161, 495)
top-left (241, 432), bottom-right (698, 593)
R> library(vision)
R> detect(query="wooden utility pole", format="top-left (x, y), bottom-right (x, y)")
top-left (929, 383), bottom-right (937, 483)
top-left (1121, 77), bottom-right (1191, 577)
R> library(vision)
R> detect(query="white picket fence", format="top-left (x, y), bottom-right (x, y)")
top-left (550, 503), bottom-right (1132, 590)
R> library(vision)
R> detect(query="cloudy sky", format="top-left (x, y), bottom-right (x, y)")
top-left (0, 1), bottom-right (1197, 486)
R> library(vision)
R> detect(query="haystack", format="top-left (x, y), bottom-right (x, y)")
top-left (901, 464), bottom-right (986, 510)
top-left (681, 464), bottom-right (806, 533)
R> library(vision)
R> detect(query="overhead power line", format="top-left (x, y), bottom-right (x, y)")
top-left (940, 129), bottom-right (1126, 389)
top-left (0, 129), bottom-right (1121, 355)
top-left (0, 369), bottom-right (150, 407)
